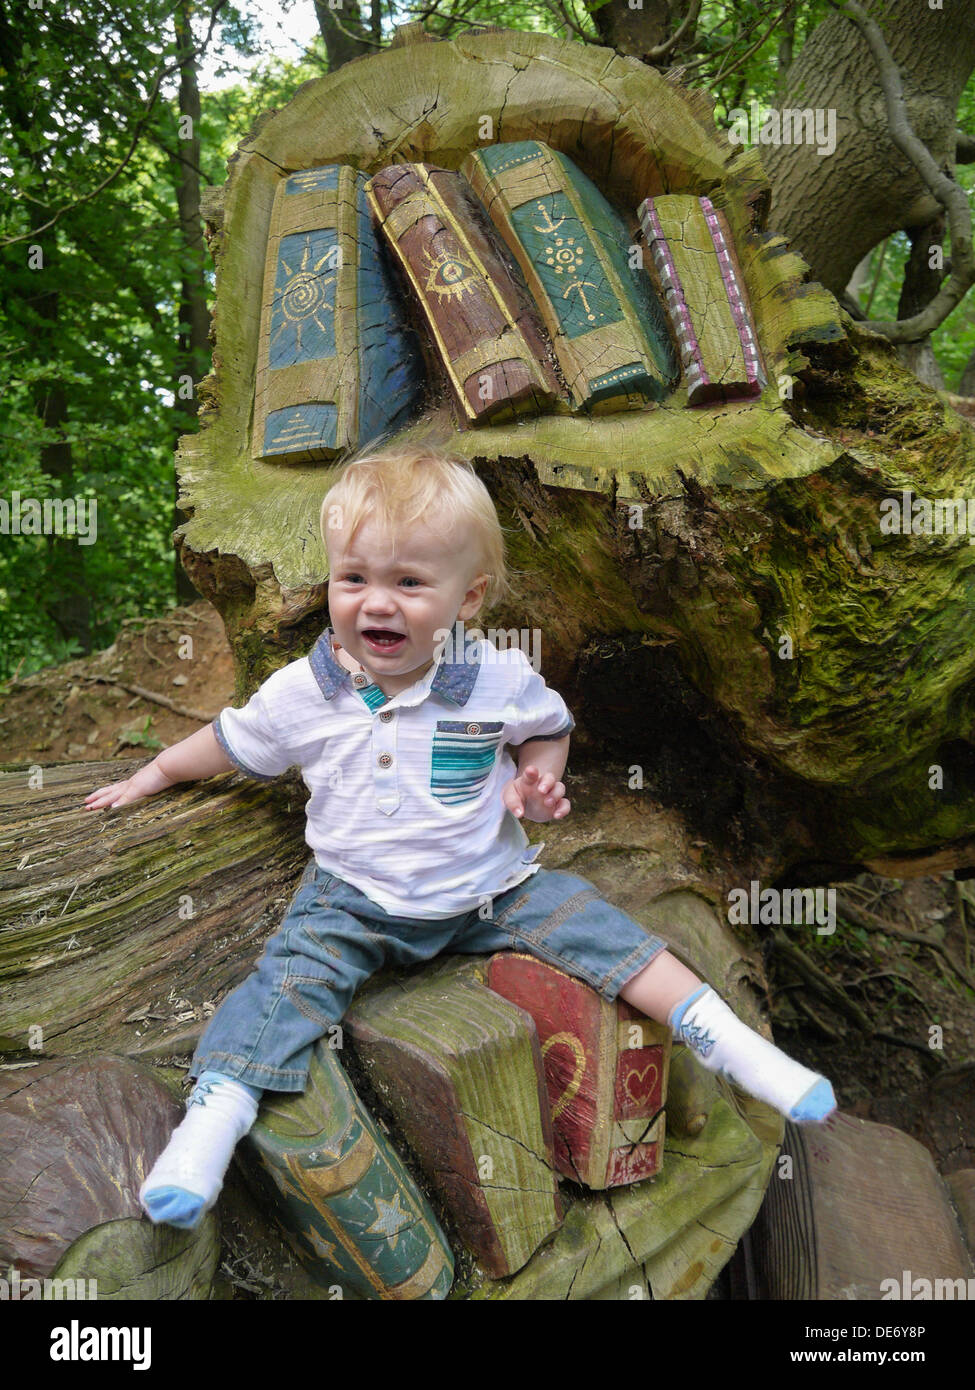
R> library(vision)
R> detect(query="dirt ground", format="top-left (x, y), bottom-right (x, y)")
top-left (2, 601), bottom-right (973, 1294)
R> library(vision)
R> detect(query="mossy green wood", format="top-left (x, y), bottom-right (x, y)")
top-left (345, 970), bottom-right (563, 1276)
top-left (587, 1151), bottom-right (777, 1300)
top-left (175, 24), bottom-right (975, 873)
top-left (48, 1217), bottom-right (220, 1301)
top-left (461, 1096), bottom-right (773, 1298)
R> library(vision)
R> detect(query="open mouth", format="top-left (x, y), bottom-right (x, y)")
top-left (362, 629), bottom-right (407, 651)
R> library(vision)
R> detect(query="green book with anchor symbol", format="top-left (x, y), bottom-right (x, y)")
top-left (463, 141), bottom-right (678, 415)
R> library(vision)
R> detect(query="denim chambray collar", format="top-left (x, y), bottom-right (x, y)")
top-left (308, 627), bottom-right (481, 705)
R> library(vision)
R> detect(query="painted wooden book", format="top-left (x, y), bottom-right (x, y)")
top-left (485, 952), bottom-right (671, 1189)
top-left (344, 968), bottom-right (563, 1277)
top-left (462, 141), bottom-right (678, 414)
top-left (253, 164), bottom-right (423, 463)
top-left (637, 193), bottom-right (766, 405)
top-left (364, 163), bottom-right (566, 427)
top-left (746, 1112), bottom-right (974, 1299)
top-left (0, 1056), bottom-right (220, 1300)
top-left (238, 1038), bottom-right (454, 1300)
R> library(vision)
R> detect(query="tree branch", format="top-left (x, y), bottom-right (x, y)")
top-left (711, 0), bottom-right (797, 85)
top-left (644, 0), bottom-right (703, 61)
top-left (666, 0), bottom-right (793, 77)
top-left (957, 129), bottom-right (975, 164)
top-left (829, 0), bottom-right (974, 342)
top-left (0, 0), bottom-right (229, 247)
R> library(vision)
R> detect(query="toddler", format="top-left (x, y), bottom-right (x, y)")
top-left (85, 444), bottom-right (836, 1231)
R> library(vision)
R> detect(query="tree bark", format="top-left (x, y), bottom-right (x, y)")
top-left (30, 294), bottom-right (92, 655)
top-left (313, 0), bottom-right (374, 71)
top-left (588, 0), bottom-right (680, 60)
top-left (894, 214), bottom-right (947, 389)
top-left (173, 0), bottom-right (208, 605)
top-left (761, 0), bottom-right (975, 295)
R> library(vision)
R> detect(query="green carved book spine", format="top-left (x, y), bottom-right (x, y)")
top-left (239, 1040), bottom-right (454, 1300)
top-left (462, 141), bottom-right (678, 414)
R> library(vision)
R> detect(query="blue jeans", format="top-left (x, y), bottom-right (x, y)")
top-left (189, 860), bottom-right (670, 1092)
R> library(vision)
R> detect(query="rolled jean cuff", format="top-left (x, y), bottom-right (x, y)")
top-left (188, 1049), bottom-right (315, 1094)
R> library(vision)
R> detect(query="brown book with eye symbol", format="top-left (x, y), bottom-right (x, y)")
top-left (364, 163), bottom-right (568, 426)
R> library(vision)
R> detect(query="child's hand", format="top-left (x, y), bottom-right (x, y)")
top-left (85, 759), bottom-right (175, 810)
top-left (502, 766), bottom-right (571, 823)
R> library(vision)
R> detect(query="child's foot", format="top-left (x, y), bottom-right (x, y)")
top-left (668, 985), bottom-right (837, 1124)
top-left (140, 1072), bottom-right (261, 1229)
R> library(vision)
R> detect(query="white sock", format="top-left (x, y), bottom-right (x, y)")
top-left (668, 985), bottom-right (836, 1124)
top-left (140, 1074), bottom-right (260, 1228)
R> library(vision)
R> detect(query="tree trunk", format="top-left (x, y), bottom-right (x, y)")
top-left (894, 214), bottom-right (947, 389)
top-left (172, 0), bottom-right (208, 604)
top-left (958, 343), bottom-right (975, 396)
top-left (587, 0), bottom-right (679, 60)
top-left (313, 0), bottom-right (374, 71)
top-left (176, 23), bottom-right (975, 881)
top-left (31, 289), bottom-right (91, 654)
top-left (8, 22), bottom-right (975, 1302)
top-left (761, 0), bottom-right (975, 295)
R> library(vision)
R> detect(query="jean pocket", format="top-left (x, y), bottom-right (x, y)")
top-left (430, 720), bottom-right (504, 805)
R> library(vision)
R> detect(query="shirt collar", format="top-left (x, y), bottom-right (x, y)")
top-left (308, 628), bottom-right (481, 706)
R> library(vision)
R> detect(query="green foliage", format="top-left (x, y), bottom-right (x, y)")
top-left (116, 715), bottom-right (165, 751)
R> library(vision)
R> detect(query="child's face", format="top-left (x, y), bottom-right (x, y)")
top-left (326, 513), bottom-right (488, 695)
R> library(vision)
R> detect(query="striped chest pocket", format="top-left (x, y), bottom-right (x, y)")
top-left (430, 720), bottom-right (504, 805)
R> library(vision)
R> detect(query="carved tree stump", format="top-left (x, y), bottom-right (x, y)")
top-left (176, 22), bottom-right (975, 883)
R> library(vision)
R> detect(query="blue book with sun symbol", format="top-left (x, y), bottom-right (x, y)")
top-left (254, 164), bottom-right (423, 462)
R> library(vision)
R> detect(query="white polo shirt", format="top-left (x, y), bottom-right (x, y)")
top-left (212, 628), bottom-right (575, 919)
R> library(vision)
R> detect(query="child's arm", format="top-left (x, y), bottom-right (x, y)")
top-left (84, 724), bottom-right (235, 810)
top-left (502, 734), bottom-right (571, 821)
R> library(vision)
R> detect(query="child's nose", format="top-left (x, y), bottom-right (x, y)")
top-left (363, 586), bottom-right (398, 611)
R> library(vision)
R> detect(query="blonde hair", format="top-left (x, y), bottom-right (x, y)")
top-left (319, 442), bottom-right (511, 609)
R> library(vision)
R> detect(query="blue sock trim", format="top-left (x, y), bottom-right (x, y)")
top-left (141, 1185), bottom-right (208, 1229)
top-left (788, 1076), bottom-right (836, 1124)
top-left (668, 983), bottom-right (711, 1033)
top-left (194, 1069), bottom-right (262, 1103)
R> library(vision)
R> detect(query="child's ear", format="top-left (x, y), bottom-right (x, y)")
top-left (459, 574), bottom-right (490, 618)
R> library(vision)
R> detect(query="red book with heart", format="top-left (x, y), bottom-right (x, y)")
top-left (486, 953), bottom-right (670, 1189)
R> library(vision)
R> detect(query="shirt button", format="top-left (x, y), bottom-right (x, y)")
top-left (377, 752), bottom-right (393, 768)
top-left (353, 673), bottom-right (368, 687)
top-left (379, 710), bottom-right (394, 722)
top-left (466, 722), bottom-right (481, 735)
